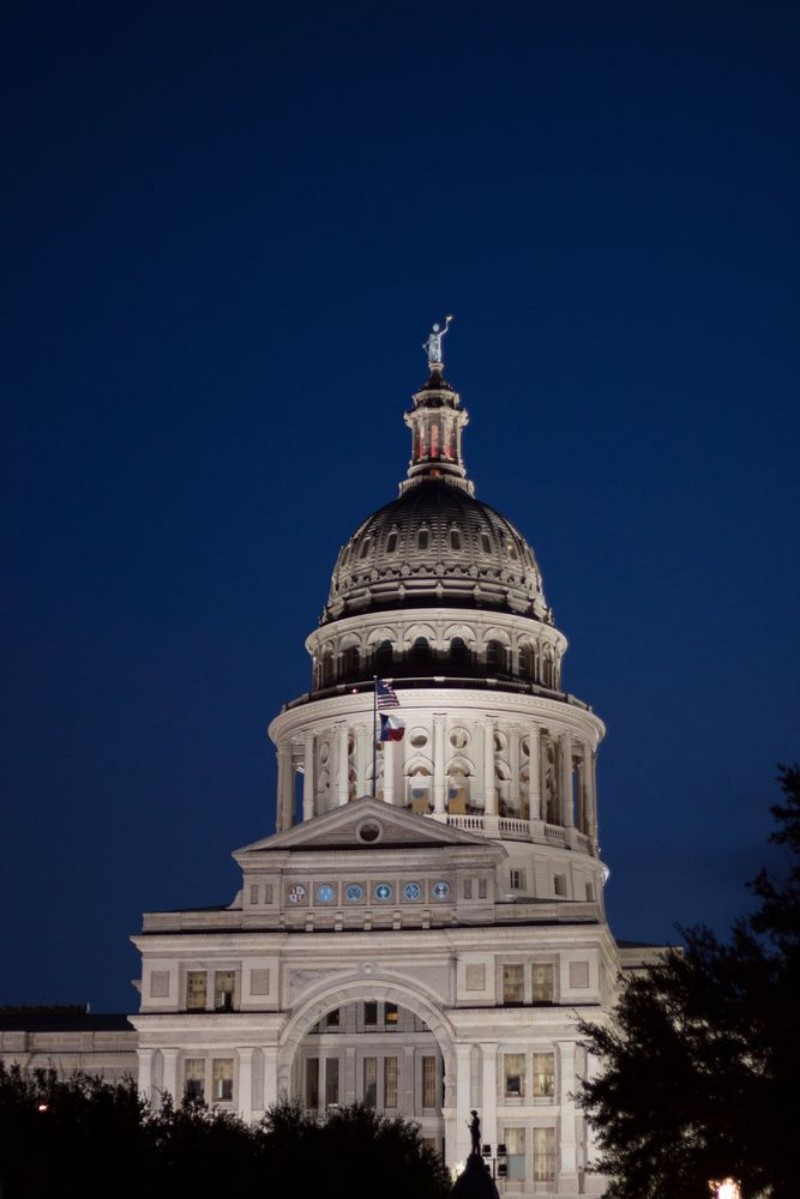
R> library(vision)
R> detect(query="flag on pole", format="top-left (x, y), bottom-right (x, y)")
top-left (380, 714), bottom-right (405, 742)
top-left (376, 679), bottom-right (400, 710)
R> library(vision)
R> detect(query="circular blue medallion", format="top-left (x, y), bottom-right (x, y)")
top-left (287, 884), bottom-right (306, 904)
top-left (375, 882), bottom-right (393, 902)
top-left (403, 882), bottom-right (422, 901)
top-left (316, 883), bottom-right (336, 904)
top-left (345, 883), bottom-right (364, 902)
top-left (432, 881), bottom-right (450, 900)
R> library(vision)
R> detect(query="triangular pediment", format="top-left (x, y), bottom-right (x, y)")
top-left (235, 796), bottom-right (501, 857)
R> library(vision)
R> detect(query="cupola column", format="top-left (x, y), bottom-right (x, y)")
top-left (559, 730), bottom-right (574, 828)
top-left (484, 719), bottom-right (497, 816)
top-left (433, 714), bottom-right (446, 814)
top-left (277, 741), bottom-right (294, 831)
top-left (302, 732), bottom-right (315, 821)
top-left (356, 724), bottom-right (369, 797)
top-left (336, 721), bottom-right (349, 805)
top-left (586, 748), bottom-right (598, 840)
top-left (528, 725), bottom-right (542, 825)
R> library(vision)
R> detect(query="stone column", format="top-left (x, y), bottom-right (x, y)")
top-left (483, 720), bottom-right (497, 816)
top-left (454, 1042), bottom-right (474, 1165)
top-left (356, 724), bottom-right (369, 797)
top-left (560, 730), bottom-right (574, 827)
top-left (138, 1048), bottom-right (154, 1104)
top-left (302, 732), bottom-right (315, 822)
top-left (401, 1045), bottom-right (415, 1116)
top-left (262, 1046), bottom-right (278, 1110)
top-left (161, 1048), bottom-right (179, 1103)
top-left (433, 714), bottom-right (446, 814)
top-left (480, 1044), bottom-right (498, 1153)
top-left (528, 726), bottom-right (542, 826)
top-left (238, 1047), bottom-right (254, 1121)
top-left (278, 741), bottom-right (294, 831)
top-left (336, 721), bottom-right (349, 805)
top-left (383, 738), bottom-right (395, 805)
top-left (509, 727), bottom-right (520, 812)
top-left (586, 748), bottom-right (598, 841)
top-left (557, 1040), bottom-right (579, 1191)
top-left (344, 1046), bottom-right (357, 1105)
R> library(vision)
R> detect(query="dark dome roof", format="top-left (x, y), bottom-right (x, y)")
top-left (322, 479), bottom-right (551, 624)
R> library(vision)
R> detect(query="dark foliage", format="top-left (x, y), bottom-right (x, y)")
top-left (0, 1068), bottom-right (451, 1199)
top-left (578, 765), bottom-right (800, 1199)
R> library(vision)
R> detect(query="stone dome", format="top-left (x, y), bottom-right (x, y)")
top-left (322, 478), bottom-right (552, 625)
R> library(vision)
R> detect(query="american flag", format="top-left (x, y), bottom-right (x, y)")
top-left (376, 679), bottom-right (400, 710)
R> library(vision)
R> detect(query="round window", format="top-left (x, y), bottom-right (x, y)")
top-left (410, 730), bottom-right (428, 748)
top-left (450, 728), bottom-right (469, 749)
top-left (357, 820), bottom-right (382, 844)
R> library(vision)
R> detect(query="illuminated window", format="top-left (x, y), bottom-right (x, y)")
top-left (504, 1053), bottom-right (525, 1097)
top-left (505, 1127), bottom-right (525, 1180)
top-left (533, 1127), bottom-right (556, 1182)
top-left (305, 1057), bottom-right (319, 1108)
top-left (385, 1003), bottom-right (398, 1027)
top-left (363, 1057), bottom-right (377, 1108)
top-left (213, 970), bottom-right (235, 1012)
top-left (325, 1057), bottom-right (339, 1107)
top-left (384, 1056), bottom-right (398, 1107)
top-left (184, 1058), bottom-right (204, 1101)
top-left (186, 971), bottom-right (207, 1011)
top-left (532, 964), bottom-right (555, 1004)
top-left (503, 964), bottom-right (524, 1005)
top-left (533, 1052), bottom-right (555, 1098)
top-left (422, 1056), bottom-right (437, 1108)
top-left (212, 1058), bottom-right (234, 1102)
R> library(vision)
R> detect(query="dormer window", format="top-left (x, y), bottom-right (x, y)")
top-left (359, 537), bottom-right (371, 559)
top-left (480, 532), bottom-right (491, 553)
top-left (386, 531), bottom-right (398, 553)
top-left (450, 528), bottom-right (462, 550)
top-left (418, 528), bottom-right (429, 551)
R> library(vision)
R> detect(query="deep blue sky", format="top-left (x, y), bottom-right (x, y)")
top-left (2, 2), bottom-right (797, 1011)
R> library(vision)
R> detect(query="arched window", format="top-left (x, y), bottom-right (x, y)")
top-left (373, 640), bottom-right (393, 674)
top-left (320, 651), bottom-right (334, 687)
top-left (386, 532), bottom-right (398, 553)
top-left (447, 766), bottom-right (471, 814)
top-left (417, 528), bottom-right (429, 551)
top-left (450, 636), bottom-right (469, 671)
top-left (341, 645), bottom-right (360, 678)
top-left (409, 637), bottom-right (431, 672)
top-left (359, 537), bottom-right (371, 559)
top-left (480, 532), bottom-right (491, 553)
top-left (486, 639), bottom-right (507, 673)
top-left (406, 765), bottom-right (431, 812)
top-left (450, 528), bottom-right (462, 550)
top-left (520, 643), bottom-right (536, 680)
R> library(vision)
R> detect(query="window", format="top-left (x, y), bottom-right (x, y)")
top-left (384, 1056), bottom-right (398, 1107)
top-left (249, 883), bottom-right (259, 905)
top-left (363, 1057), bottom-right (377, 1108)
top-left (184, 1058), bottom-right (204, 1101)
top-left (505, 1128), bottom-right (526, 1180)
top-left (214, 970), bottom-right (235, 1012)
top-left (480, 532), bottom-right (491, 553)
top-left (212, 1058), bottom-right (234, 1102)
top-left (449, 727), bottom-right (469, 749)
top-left (478, 878), bottom-right (488, 899)
top-left (364, 1001), bottom-right (377, 1026)
top-left (450, 528), bottom-right (462, 550)
top-left (486, 639), bottom-right (505, 670)
top-left (450, 637), bottom-right (469, 669)
top-left (342, 645), bottom-right (360, 675)
top-left (510, 869), bottom-right (525, 891)
top-left (305, 1057), bottom-right (319, 1108)
top-left (504, 1053), bottom-right (525, 1097)
top-left (503, 964), bottom-right (524, 1005)
top-left (359, 537), bottom-right (371, 559)
top-left (533, 1052), bottom-right (555, 1098)
top-left (422, 1056), bottom-right (437, 1108)
top-left (325, 1008), bottom-right (340, 1028)
top-left (385, 1003), bottom-right (398, 1027)
top-left (325, 1057), bottom-right (339, 1107)
top-left (386, 532), bottom-right (398, 553)
top-left (533, 1127), bottom-right (556, 1182)
top-left (554, 874), bottom-right (567, 897)
top-left (374, 640), bottom-right (393, 673)
top-left (417, 529), bottom-right (429, 551)
top-left (463, 879), bottom-right (473, 899)
top-left (532, 964), bottom-right (555, 1004)
top-left (186, 971), bottom-right (207, 1011)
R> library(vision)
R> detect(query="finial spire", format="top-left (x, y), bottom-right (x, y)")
top-left (423, 315), bottom-right (454, 369)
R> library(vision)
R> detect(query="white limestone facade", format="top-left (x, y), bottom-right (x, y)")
top-left (130, 346), bottom-right (623, 1195)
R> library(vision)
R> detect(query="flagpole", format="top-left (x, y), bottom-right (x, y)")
top-left (372, 675), bottom-right (378, 798)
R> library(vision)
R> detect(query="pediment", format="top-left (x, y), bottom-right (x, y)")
top-left (235, 796), bottom-right (498, 857)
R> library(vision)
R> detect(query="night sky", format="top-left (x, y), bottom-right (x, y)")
top-left (2, 2), bottom-right (797, 1011)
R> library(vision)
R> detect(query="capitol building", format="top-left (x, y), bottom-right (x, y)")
top-left (2, 326), bottom-right (654, 1195)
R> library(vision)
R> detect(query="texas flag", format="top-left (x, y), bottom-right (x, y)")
top-left (380, 714), bottom-right (405, 742)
